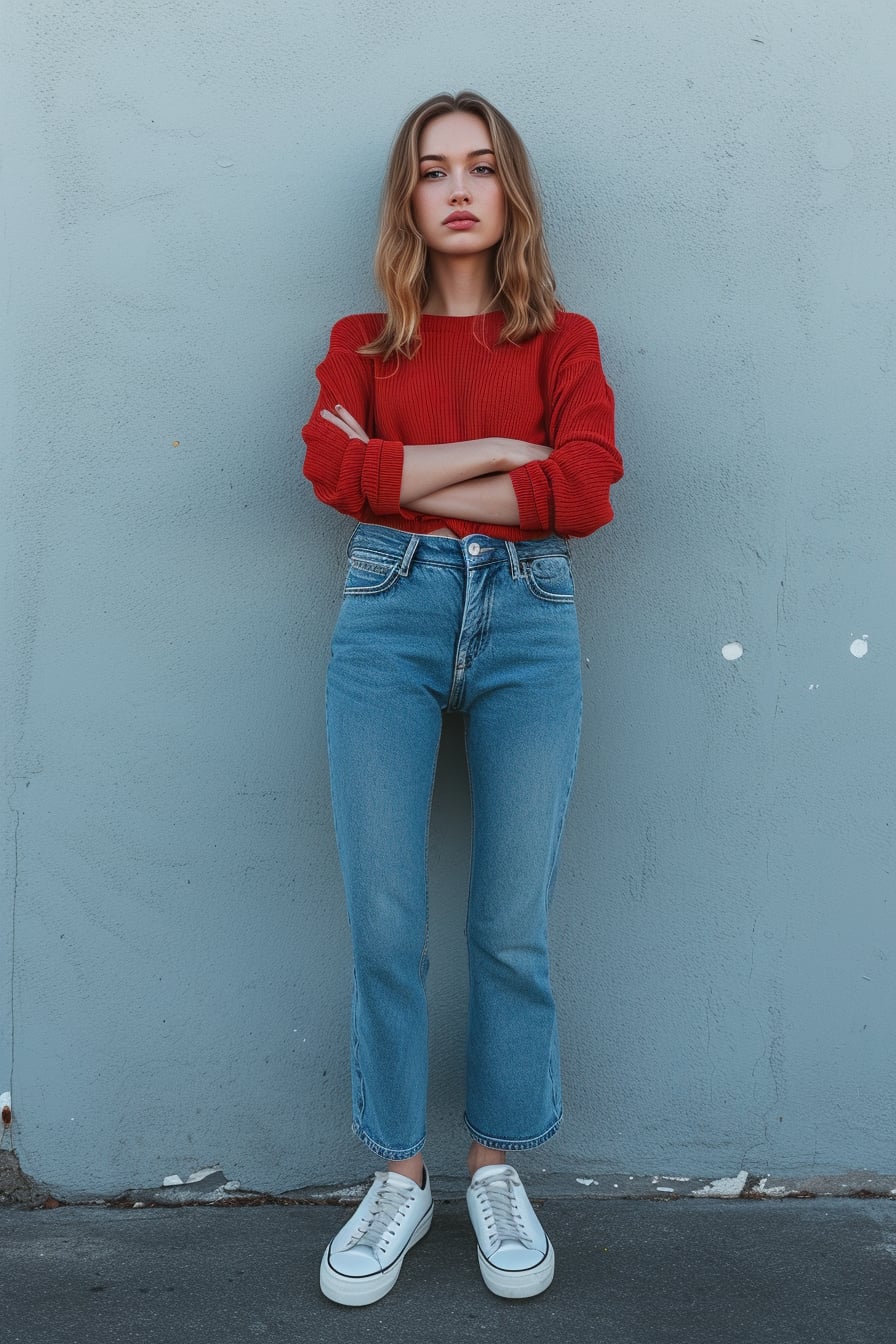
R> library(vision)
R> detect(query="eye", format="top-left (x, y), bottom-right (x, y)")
top-left (419, 164), bottom-right (496, 180)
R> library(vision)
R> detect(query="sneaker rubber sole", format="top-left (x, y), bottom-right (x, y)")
top-left (476, 1235), bottom-right (555, 1299)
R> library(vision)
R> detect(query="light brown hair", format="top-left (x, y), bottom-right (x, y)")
top-left (357, 90), bottom-right (562, 362)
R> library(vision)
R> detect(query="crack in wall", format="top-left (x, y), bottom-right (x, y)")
top-left (4, 774), bottom-right (20, 1144)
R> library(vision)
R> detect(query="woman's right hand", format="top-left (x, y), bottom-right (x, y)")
top-left (320, 404), bottom-right (369, 443)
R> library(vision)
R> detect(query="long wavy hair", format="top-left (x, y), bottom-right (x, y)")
top-left (356, 90), bottom-right (562, 362)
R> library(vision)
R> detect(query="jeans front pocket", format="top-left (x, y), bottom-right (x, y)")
top-left (343, 548), bottom-right (403, 596)
top-left (521, 554), bottom-right (576, 603)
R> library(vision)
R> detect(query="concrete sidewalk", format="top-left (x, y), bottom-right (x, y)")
top-left (2, 1196), bottom-right (894, 1343)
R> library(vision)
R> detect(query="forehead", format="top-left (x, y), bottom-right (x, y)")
top-left (418, 110), bottom-right (492, 156)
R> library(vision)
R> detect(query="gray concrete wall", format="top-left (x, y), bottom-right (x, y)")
top-left (2, 1), bottom-right (893, 1200)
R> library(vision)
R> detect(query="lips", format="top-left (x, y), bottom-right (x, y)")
top-left (443, 211), bottom-right (479, 223)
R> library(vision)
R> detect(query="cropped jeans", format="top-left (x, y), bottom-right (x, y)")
top-left (325, 522), bottom-right (583, 1161)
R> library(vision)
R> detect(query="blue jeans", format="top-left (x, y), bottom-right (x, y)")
top-left (325, 523), bottom-right (583, 1161)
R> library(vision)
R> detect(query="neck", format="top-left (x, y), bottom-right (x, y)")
top-left (422, 251), bottom-right (497, 317)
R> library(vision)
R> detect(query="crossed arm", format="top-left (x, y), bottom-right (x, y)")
top-left (318, 405), bottom-right (551, 526)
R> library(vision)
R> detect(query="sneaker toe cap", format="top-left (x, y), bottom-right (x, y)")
top-left (326, 1244), bottom-right (384, 1277)
top-left (485, 1239), bottom-right (548, 1272)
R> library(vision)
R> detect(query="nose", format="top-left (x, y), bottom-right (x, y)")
top-left (449, 178), bottom-right (471, 205)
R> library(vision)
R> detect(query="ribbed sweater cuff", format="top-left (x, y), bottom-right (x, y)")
top-left (361, 439), bottom-right (405, 515)
top-left (509, 462), bottom-right (550, 532)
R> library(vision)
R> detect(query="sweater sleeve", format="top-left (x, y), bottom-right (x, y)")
top-left (300, 316), bottom-right (405, 517)
top-left (508, 315), bottom-right (623, 537)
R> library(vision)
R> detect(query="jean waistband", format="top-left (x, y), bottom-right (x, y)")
top-left (347, 522), bottom-right (571, 574)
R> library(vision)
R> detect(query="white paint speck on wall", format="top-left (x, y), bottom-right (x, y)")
top-left (693, 1170), bottom-right (749, 1197)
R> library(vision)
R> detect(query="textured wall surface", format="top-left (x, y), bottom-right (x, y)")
top-left (2, 2), bottom-right (894, 1199)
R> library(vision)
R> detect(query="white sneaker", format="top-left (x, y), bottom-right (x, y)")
top-left (466, 1162), bottom-right (555, 1298)
top-left (319, 1164), bottom-right (433, 1306)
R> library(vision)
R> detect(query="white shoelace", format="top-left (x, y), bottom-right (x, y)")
top-left (347, 1172), bottom-right (416, 1252)
top-left (472, 1169), bottom-right (536, 1251)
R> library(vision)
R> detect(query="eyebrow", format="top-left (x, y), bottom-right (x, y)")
top-left (419, 149), bottom-right (496, 163)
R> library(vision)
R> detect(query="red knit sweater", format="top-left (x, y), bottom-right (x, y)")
top-left (301, 308), bottom-right (623, 540)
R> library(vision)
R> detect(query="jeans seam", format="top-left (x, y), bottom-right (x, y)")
top-left (326, 683), bottom-right (368, 1132)
top-left (462, 713), bottom-right (476, 950)
top-left (350, 967), bottom-right (366, 1121)
top-left (462, 712), bottom-right (478, 1141)
top-left (418, 723), bottom-right (442, 986)
top-left (543, 696), bottom-right (583, 910)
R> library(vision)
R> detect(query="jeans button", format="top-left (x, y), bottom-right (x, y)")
top-left (468, 541), bottom-right (481, 556)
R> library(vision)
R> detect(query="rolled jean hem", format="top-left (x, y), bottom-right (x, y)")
top-left (352, 1119), bottom-right (427, 1162)
top-left (463, 1107), bottom-right (563, 1151)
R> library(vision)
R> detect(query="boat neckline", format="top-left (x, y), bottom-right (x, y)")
top-left (357, 309), bottom-right (505, 324)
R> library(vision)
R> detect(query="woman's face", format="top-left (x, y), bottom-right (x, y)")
top-left (410, 110), bottom-right (506, 257)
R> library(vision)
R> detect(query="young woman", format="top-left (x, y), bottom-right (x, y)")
top-left (301, 90), bottom-right (622, 1306)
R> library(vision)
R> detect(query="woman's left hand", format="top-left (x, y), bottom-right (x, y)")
top-left (320, 404), bottom-right (369, 444)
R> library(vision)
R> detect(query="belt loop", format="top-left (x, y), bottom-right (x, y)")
top-left (504, 539), bottom-right (521, 579)
top-left (399, 533), bottom-right (420, 576)
top-left (345, 521), bottom-right (362, 558)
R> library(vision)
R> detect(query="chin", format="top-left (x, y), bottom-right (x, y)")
top-left (435, 232), bottom-right (501, 253)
